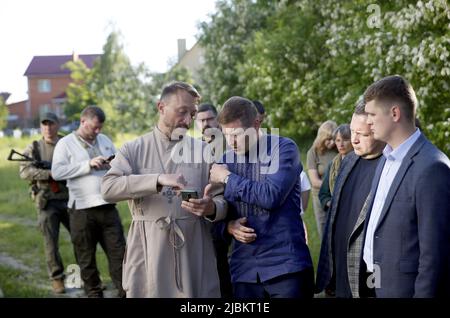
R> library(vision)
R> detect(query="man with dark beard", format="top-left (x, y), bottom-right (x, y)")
top-left (195, 104), bottom-right (219, 143)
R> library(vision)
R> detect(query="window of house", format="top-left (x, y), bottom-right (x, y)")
top-left (37, 79), bottom-right (51, 93)
top-left (39, 104), bottom-right (50, 118)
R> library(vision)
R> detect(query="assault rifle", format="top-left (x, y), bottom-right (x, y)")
top-left (7, 149), bottom-right (52, 170)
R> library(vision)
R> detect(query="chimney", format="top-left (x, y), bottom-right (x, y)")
top-left (177, 39), bottom-right (187, 62)
top-left (72, 50), bottom-right (79, 62)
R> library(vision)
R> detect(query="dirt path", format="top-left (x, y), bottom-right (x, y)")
top-left (0, 213), bottom-right (118, 298)
top-left (0, 251), bottom-right (119, 298)
top-left (0, 253), bottom-right (35, 272)
top-left (0, 214), bottom-right (37, 228)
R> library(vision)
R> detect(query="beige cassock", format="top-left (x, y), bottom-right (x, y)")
top-left (101, 128), bottom-right (227, 298)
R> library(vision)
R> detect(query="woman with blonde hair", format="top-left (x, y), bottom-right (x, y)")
top-left (306, 120), bottom-right (338, 238)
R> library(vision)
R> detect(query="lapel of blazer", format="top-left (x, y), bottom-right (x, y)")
top-left (375, 134), bottom-right (426, 229)
top-left (325, 152), bottom-right (359, 262)
top-left (328, 152), bottom-right (360, 229)
top-left (349, 189), bottom-right (373, 244)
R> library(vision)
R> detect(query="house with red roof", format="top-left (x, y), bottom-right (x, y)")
top-left (7, 53), bottom-right (101, 128)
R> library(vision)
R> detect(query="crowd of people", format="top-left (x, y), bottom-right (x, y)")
top-left (18, 75), bottom-right (450, 298)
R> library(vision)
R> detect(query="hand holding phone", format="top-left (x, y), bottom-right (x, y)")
top-left (103, 154), bottom-right (115, 164)
top-left (180, 189), bottom-right (199, 201)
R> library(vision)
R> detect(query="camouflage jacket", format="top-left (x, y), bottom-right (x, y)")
top-left (19, 136), bottom-right (68, 209)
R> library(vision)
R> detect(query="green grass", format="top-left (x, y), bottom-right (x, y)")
top-left (0, 266), bottom-right (49, 298)
top-left (0, 135), bottom-right (320, 297)
top-left (298, 136), bottom-right (321, 270)
top-left (0, 136), bottom-right (132, 297)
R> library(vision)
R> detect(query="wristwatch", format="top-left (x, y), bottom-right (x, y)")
top-left (223, 175), bottom-right (230, 184)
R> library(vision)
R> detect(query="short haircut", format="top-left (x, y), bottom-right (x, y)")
top-left (81, 105), bottom-right (105, 123)
top-left (333, 124), bottom-right (351, 140)
top-left (160, 81), bottom-right (201, 102)
top-left (354, 98), bottom-right (366, 115)
top-left (252, 100), bottom-right (265, 115)
top-left (415, 117), bottom-right (422, 130)
top-left (218, 96), bottom-right (257, 128)
top-left (363, 75), bottom-right (417, 124)
top-left (197, 103), bottom-right (217, 116)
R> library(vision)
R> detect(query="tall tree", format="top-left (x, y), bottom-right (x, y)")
top-left (64, 58), bottom-right (97, 121)
top-left (201, 0), bottom-right (450, 153)
top-left (239, 1), bottom-right (325, 140)
top-left (64, 31), bottom-right (157, 135)
top-left (198, 0), bottom-right (276, 105)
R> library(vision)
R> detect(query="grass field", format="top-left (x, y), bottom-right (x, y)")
top-left (0, 134), bottom-right (320, 297)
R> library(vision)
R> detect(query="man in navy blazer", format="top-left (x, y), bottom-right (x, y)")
top-left (362, 75), bottom-right (450, 297)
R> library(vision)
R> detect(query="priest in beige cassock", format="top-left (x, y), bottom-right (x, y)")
top-left (101, 82), bottom-right (227, 298)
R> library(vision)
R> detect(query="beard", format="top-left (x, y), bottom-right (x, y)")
top-left (170, 125), bottom-right (189, 141)
top-left (163, 118), bottom-right (189, 135)
top-left (201, 124), bottom-right (212, 134)
top-left (176, 123), bottom-right (189, 130)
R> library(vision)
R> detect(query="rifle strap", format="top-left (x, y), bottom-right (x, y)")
top-left (32, 140), bottom-right (42, 162)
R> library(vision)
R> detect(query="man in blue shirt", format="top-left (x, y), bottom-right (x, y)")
top-left (210, 96), bottom-right (313, 298)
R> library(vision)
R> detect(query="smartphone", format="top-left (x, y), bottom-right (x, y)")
top-left (104, 154), bottom-right (115, 163)
top-left (180, 189), bottom-right (199, 201)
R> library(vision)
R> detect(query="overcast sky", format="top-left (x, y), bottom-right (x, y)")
top-left (0, 0), bottom-right (217, 102)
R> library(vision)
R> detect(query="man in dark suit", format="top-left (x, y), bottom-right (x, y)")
top-left (315, 100), bottom-right (385, 297)
top-left (362, 75), bottom-right (450, 297)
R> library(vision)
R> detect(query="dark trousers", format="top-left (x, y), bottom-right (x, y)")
top-left (213, 238), bottom-right (233, 298)
top-left (70, 204), bottom-right (126, 298)
top-left (38, 199), bottom-right (70, 280)
top-left (233, 268), bottom-right (315, 299)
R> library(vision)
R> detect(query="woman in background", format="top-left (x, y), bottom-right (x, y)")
top-left (306, 120), bottom-right (337, 239)
top-left (319, 124), bottom-right (353, 212)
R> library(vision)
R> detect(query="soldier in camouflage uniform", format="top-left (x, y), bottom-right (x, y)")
top-left (19, 112), bottom-right (70, 294)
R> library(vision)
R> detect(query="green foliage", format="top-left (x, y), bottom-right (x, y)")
top-left (0, 96), bottom-right (8, 130)
top-left (64, 32), bottom-right (157, 136)
top-left (64, 59), bottom-right (97, 121)
top-left (198, 0), bottom-right (276, 105)
top-left (63, 31), bottom-right (199, 136)
top-left (0, 136), bottom-right (132, 297)
top-left (91, 32), bottom-right (157, 135)
top-left (239, 1), bottom-right (326, 141)
top-left (146, 65), bottom-right (195, 109)
top-left (315, 0), bottom-right (450, 153)
top-left (199, 0), bottom-right (450, 154)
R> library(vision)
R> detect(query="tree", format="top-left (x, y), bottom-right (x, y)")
top-left (0, 96), bottom-right (8, 130)
top-left (64, 31), bottom-right (157, 136)
top-left (239, 1), bottom-right (326, 140)
top-left (200, 0), bottom-right (450, 154)
top-left (64, 58), bottom-right (97, 121)
top-left (313, 0), bottom-right (450, 153)
top-left (198, 0), bottom-right (276, 105)
top-left (64, 31), bottom-right (200, 136)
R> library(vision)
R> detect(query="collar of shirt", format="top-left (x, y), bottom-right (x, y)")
top-left (382, 128), bottom-right (421, 162)
top-left (43, 137), bottom-right (58, 146)
top-left (154, 126), bottom-right (185, 144)
top-left (74, 132), bottom-right (97, 149)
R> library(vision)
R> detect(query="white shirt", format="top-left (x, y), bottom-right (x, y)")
top-left (52, 132), bottom-right (116, 209)
top-left (300, 170), bottom-right (311, 215)
top-left (363, 129), bottom-right (421, 272)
